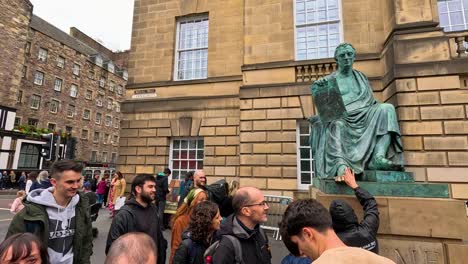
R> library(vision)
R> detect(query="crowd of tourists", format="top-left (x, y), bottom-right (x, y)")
top-left (0, 159), bottom-right (395, 264)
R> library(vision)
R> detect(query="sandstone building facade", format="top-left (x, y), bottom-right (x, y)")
top-left (123, 0), bottom-right (468, 196)
top-left (0, 1), bottom-right (128, 170)
top-left (123, 1), bottom-right (468, 261)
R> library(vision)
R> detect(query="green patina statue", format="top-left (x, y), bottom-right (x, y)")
top-left (309, 43), bottom-right (404, 179)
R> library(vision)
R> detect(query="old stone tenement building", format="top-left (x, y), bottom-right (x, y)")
top-left (0, 2), bottom-right (128, 170)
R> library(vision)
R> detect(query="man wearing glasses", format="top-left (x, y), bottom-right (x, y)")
top-left (212, 187), bottom-right (272, 264)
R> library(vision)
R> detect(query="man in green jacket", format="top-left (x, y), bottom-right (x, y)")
top-left (6, 160), bottom-right (93, 264)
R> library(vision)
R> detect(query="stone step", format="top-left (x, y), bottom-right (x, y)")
top-left (360, 170), bottom-right (414, 183)
top-left (312, 178), bottom-right (449, 198)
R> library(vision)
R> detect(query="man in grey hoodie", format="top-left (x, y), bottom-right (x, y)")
top-left (6, 160), bottom-right (93, 264)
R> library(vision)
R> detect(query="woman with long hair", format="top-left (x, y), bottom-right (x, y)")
top-left (173, 201), bottom-right (222, 264)
top-left (29, 170), bottom-right (52, 192)
top-left (170, 188), bottom-right (207, 264)
top-left (25, 172), bottom-right (38, 194)
top-left (0, 233), bottom-right (49, 264)
top-left (108, 171), bottom-right (126, 217)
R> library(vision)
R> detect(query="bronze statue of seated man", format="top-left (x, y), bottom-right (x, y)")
top-left (309, 43), bottom-right (404, 180)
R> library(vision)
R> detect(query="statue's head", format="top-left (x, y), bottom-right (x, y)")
top-left (334, 43), bottom-right (356, 70)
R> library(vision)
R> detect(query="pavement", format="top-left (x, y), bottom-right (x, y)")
top-left (0, 192), bottom-right (289, 263)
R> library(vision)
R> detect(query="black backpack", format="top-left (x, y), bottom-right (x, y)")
top-left (205, 179), bottom-right (228, 206)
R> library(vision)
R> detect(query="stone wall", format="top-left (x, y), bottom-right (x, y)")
top-left (124, 0), bottom-right (468, 198)
top-left (0, 0), bottom-right (32, 108)
top-left (119, 95), bottom-right (240, 182)
top-left (129, 0), bottom-right (243, 84)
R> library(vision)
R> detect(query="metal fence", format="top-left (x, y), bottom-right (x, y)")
top-left (261, 195), bottom-right (293, 240)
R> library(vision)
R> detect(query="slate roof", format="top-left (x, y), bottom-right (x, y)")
top-left (30, 15), bottom-right (100, 57)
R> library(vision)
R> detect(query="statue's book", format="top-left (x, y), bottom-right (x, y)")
top-left (312, 77), bottom-right (347, 123)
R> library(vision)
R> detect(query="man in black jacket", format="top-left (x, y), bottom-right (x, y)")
top-left (106, 174), bottom-right (167, 264)
top-left (329, 167), bottom-right (380, 253)
top-left (156, 169), bottom-right (170, 229)
top-left (212, 187), bottom-right (271, 264)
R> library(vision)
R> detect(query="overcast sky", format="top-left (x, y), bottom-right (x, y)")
top-left (29, 0), bottom-right (134, 51)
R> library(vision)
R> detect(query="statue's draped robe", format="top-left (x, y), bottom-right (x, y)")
top-left (310, 70), bottom-right (404, 178)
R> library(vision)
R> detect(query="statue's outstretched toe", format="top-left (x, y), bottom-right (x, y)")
top-left (369, 156), bottom-right (402, 171)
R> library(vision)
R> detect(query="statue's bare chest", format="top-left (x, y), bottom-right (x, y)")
top-left (337, 75), bottom-right (361, 104)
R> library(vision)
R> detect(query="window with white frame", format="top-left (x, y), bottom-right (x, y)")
top-left (81, 129), bottom-right (88, 139)
top-left (109, 81), bottom-right (115, 92)
top-left (49, 99), bottom-right (59, 113)
top-left (295, 0), bottom-right (342, 60)
top-left (117, 85), bottom-right (123, 95)
top-left (25, 42), bottom-right (31, 54)
top-left (115, 103), bottom-right (120, 113)
top-left (38, 48), bottom-right (48, 62)
top-left (96, 95), bottom-right (103, 107)
top-left (91, 151), bottom-right (98, 162)
top-left (170, 138), bottom-right (204, 180)
top-left (54, 78), bottom-right (63, 92)
top-left (114, 117), bottom-right (119, 128)
top-left (72, 63), bottom-right (80, 76)
top-left (67, 104), bottom-right (75, 118)
top-left (93, 132), bottom-right (99, 142)
top-left (22, 66), bottom-right (27, 78)
top-left (85, 89), bottom-right (93, 100)
top-left (296, 120), bottom-right (314, 188)
top-left (102, 152), bottom-right (108, 162)
top-left (95, 56), bottom-right (103, 67)
top-left (95, 112), bottom-right (102, 125)
top-left (107, 62), bottom-right (115, 73)
top-left (174, 15), bottom-right (209, 80)
top-left (83, 109), bottom-right (91, 120)
top-left (111, 152), bottom-right (117, 163)
top-left (105, 115), bottom-right (111, 127)
top-left (16, 90), bottom-right (23, 103)
top-left (104, 133), bottom-right (110, 144)
top-left (27, 118), bottom-right (38, 127)
top-left (47, 123), bottom-right (56, 131)
top-left (30, 94), bottom-right (41, 109)
top-left (113, 135), bottom-right (118, 145)
top-left (438, 0), bottom-right (468, 31)
top-left (99, 77), bottom-right (106, 87)
top-left (34, 71), bottom-right (44, 85)
top-left (14, 117), bottom-right (21, 127)
top-left (107, 98), bottom-right (113, 110)
top-left (57, 56), bottom-right (65, 68)
top-left (70, 84), bottom-right (78, 98)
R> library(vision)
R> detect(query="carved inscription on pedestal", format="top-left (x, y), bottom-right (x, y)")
top-left (379, 238), bottom-right (445, 264)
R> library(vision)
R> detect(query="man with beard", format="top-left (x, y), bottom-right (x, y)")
top-left (178, 170), bottom-right (207, 207)
top-left (106, 174), bottom-right (167, 264)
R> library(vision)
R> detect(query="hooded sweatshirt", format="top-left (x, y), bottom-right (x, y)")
top-left (329, 187), bottom-right (380, 254)
top-left (28, 188), bottom-right (80, 264)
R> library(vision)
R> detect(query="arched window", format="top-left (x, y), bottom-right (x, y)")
top-left (18, 143), bottom-right (41, 169)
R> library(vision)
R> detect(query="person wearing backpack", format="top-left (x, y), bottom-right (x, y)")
top-left (173, 201), bottom-right (222, 264)
top-left (106, 174), bottom-right (167, 264)
top-left (210, 187), bottom-right (272, 264)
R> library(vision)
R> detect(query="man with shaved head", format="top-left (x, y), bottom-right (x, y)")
top-left (212, 187), bottom-right (272, 264)
top-left (178, 170), bottom-right (207, 208)
top-left (105, 232), bottom-right (157, 264)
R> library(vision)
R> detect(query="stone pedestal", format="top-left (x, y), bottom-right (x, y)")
top-left (313, 170), bottom-right (450, 198)
top-left (309, 185), bottom-right (468, 263)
